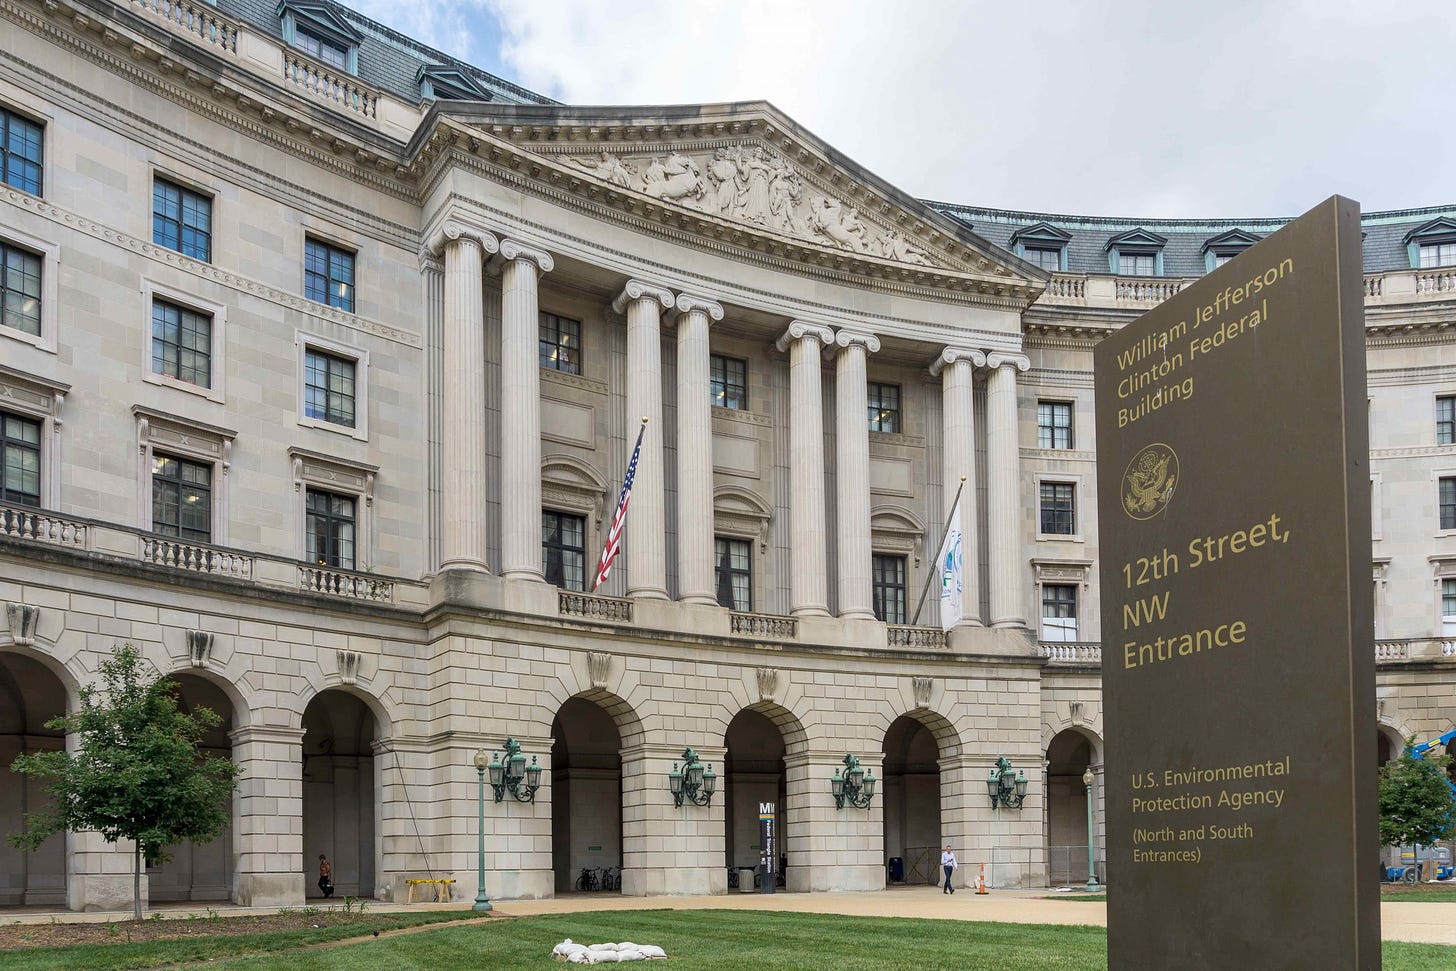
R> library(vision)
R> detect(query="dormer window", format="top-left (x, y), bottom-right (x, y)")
top-left (278, 1), bottom-right (361, 75)
top-left (1406, 218), bottom-right (1456, 269)
top-left (418, 65), bottom-right (492, 103)
top-left (1009, 222), bottom-right (1070, 273)
top-left (1202, 229), bottom-right (1262, 273)
top-left (1105, 228), bottom-right (1167, 276)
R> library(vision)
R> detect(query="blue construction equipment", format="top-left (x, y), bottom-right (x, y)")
top-left (1382, 730), bottom-right (1456, 882)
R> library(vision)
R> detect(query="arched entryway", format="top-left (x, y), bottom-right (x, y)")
top-left (1377, 727), bottom-right (1403, 765)
top-left (148, 673), bottom-right (235, 902)
top-left (302, 690), bottom-right (378, 898)
top-left (723, 707), bottom-right (790, 890)
top-left (0, 652), bottom-right (68, 906)
top-left (882, 715), bottom-right (941, 886)
top-left (1046, 728), bottom-right (1100, 886)
top-left (552, 696), bottom-right (624, 893)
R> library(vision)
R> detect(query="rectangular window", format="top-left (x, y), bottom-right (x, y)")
top-left (1, 107), bottom-right (43, 196)
top-left (1439, 396), bottom-right (1455, 446)
top-left (872, 553), bottom-right (907, 625)
top-left (1212, 253), bottom-right (1237, 268)
top-left (0, 410), bottom-right (41, 507)
top-left (710, 355), bottom-right (748, 410)
top-left (304, 348), bottom-right (356, 428)
top-left (538, 312), bottom-right (581, 374)
top-left (152, 178), bottom-right (212, 262)
top-left (542, 511), bottom-right (586, 591)
top-left (1037, 401), bottom-right (1073, 449)
top-left (868, 382), bottom-right (901, 433)
top-left (1420, 243), bottom-right (1456, 269)
top-left (151, 454), bottom-right (212, 543)
top-left (715, 537), bottom-right (752, 611)
top-left (1025, 247), bottom-right (1061, 272)
top-left (1041, 584), bottom-right (1078, 642)
top-left (306, 488), bottom-right (356, 569)
top-left (151, 299), bottom-right (212, 388)
top-left (1120, 252), bottom-right (1156, 276)
top-left (1040, 481), bottom-right (1076, 535)
top-left (1, 241), bottom-right (42, 336)
top-left (295, 28), bottom-right (349, 70)
top-left (1442, 477), bottom-right (1456, 531)
top-left (1444, 579), bottom-right (1456, 638)
top-left (305, 238), bottom-right (355, 312)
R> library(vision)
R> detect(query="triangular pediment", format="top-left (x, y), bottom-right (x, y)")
top-left (1009, 222), bottom-right (1072, 246)
top-left (415, 102), bottom-right (1044, 305)
top-left (1202, 229), bottom-right (1262, 253)
top-left (418, 66), bottom-right (492, 103)
top-left (277, 1), bottom-right (362, 44)
top-left (1105, 228), bottom-right (1168, 251)
top-left (1405, 217), bottom-right (1456, 243)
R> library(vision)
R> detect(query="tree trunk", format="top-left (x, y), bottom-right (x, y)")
top-left (133, 843), bottom-right (142, 921)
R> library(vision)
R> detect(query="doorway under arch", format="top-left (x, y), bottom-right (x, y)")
top-left (882, 715), bottom-right (941, 886)
top-left (552, 696), bottom-right (624, 893)
top-left (723, 707), bottom-right (789, 889)
top-left (1046, 728), bottom-right (1100, 887)
top-left (0, 652), bottom-right (67, 906)
top-left (302, 690), bottom-right (378, 898)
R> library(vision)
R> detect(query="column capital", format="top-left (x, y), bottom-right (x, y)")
top-left (774, 319), bottom-right (835, 353)
top-left (832, 329), bottom-right (881, 354)
top-left (612, 279), bottom-right (674, 314)
top-left (425, 219), bottom-right (500, 258)
top-left (498, 238), bottom-right (554, 274)
top-left (986, 351), bottom-right (1031, 372)
top-left (674, 292), bottom-right (724, 321)
top-left (929, 346), bottom-right (986, 376)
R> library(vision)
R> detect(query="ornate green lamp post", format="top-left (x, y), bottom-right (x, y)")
top-left (1083, 766), bottom-right (1101, 892)
top-left (472, 748), bottom-right (493, 912)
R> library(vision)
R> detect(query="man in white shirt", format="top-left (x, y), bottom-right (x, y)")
top-left (940, 845), bottom-right (957, 894)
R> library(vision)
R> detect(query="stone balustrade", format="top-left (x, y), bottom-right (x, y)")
top-left (1375, 639), bottom-right (1410, 661)
top-left (1041, 641), bottom-right (1102, 665)
top-left (132, 0), bottom-right (240, 54)
top-left (1032, 268), bottom-right (1456, 314)
top-left (0, 504), bottom-right (87, 549)
top-left (283, 51), bottom-right (379, 119)
top-left (142, 536), bottom-right (254, 579)
top-left (558, 591), bottom-right (633, 623)
top-left (298, 565), bottom-right (394, 603)
top-left (887, 625), bottom-right (947, 650)
top-left (1115, 277), bottom-right (1186, 303)
top-left (730, 611), bottom-right (797, 639)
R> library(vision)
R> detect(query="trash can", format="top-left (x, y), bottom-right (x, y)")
top-left (888, 857), bottom-right (905, 884)
top-left (738, 868), bottom-right (755, 893)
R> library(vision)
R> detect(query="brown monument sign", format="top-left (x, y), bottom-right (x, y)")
top-left (1094, 196), bottom-right (1378, 967)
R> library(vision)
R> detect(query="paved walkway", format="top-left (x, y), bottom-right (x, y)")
top-left (2, 886), bottom-right (1452, 946)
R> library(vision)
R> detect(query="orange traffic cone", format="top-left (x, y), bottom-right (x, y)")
top-left (975, 864), bottom-right (988, 894)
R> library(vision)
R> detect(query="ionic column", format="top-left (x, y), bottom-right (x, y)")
top-left (612, 280), bottom-right (675, 600)
top-left (674, 293), bottom-right (725, 604)
top-left (986, 352), bottom-right (1030, 628)
top-left (498, 240), bottom-right (555, 581)
top-left (832, 330), bottom-right (880, 621)
top-left (929, 347), bottom-right (986, 626)
top-left (774, 321), bottom-right (836, 617)
top-left (433, 221), bottom-right (498, 572)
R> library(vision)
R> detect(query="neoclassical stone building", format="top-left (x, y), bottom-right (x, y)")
top-left (1, 0), bottom-right (1453, 910)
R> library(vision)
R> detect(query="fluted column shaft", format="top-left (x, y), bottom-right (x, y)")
top-left (499, 241), bottom-right (555, 581)
top-left (833, 331), bottom-right (880, 620)
top-left (675, 294), bottom-right (725, 604)
top-left (438, 227), bottom-right (497, 571)
top-left (987, 353), bottom-right (1030, 627)
top-left (614, 281), bottom-right (675, 600)
top-left (776, 322), bottom-right (835, 617)
top-left (933, 348), bottom-right (985, 626)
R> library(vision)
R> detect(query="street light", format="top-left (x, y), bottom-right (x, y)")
top-left (487, 737), bottom-right (543, 803)
top-left (668, 747), bottom-right (717, 807)
top-left (471, 749), bottom-right (493, 912)
top-left (986, 756), bottom-right (1029, 810)
top-left (830, 753), bottom-right (877, 809)
top-left (1083, 766), bottom-right (1102, 892)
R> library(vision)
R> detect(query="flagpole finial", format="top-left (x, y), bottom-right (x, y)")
top-left (640, 416), bottom-right (649, 425)
top-left (960, 475), bottom-right (967, 482)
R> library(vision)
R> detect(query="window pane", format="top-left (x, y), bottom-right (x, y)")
top-left (538, 312), bottom-right (582, 374)
top-left (0, 410), bottom-right (42, 506)
top-left (307, 488), bottom-right (357, 569)
top-left (1026, 247), bottom-right (1060, 272)
top-left (872, 553), bottom-right (907, 624)
top-left (1, 242), bottom-right (42, 336)
top-left (1438, 396), bottom-right (1455, 446)
top-left (710, 355), bottom-right (748, 410)
top-left (1037, 401), bottom-right (1073, 449)
top-left (868, 382), bottom-right (901, 433)
top-left (1, 109), bottom-right (43, 196)
top-left (714, 536), bottom-right (752, 611)
top-left (1120, 252), bottom-right (1156, 276)
top-left (151, 300), bottom-right (212, 388)
top-left (151, 454), bottom-right (211, 542)
top-left (305, 239), bottom-right (355, 312)
top-left (1442, 478), bottom-right (1456, 531)
top-left (542, 511), bottom-right (587, 591)
top-left (1041, 584), bottom-right (1078, 642)
top-left (304, 348), bottom-right (357, 427)
top-left (1039, 482), bottom-right (1076, 535)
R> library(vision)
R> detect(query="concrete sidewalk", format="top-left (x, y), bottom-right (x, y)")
top-left (2, 886), bottom-right (1451, 946)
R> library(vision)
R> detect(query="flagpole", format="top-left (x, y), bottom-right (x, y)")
top-left (592, 416), bottom-right (648, 593)
top-left (911, 476), bottom-right (966, 628)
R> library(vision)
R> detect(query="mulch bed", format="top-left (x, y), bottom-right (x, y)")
top-left (0, 910), bottom-right (444, 951)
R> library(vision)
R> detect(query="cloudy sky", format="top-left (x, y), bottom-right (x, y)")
top-left (350, 0), bottom-right (1454, 219)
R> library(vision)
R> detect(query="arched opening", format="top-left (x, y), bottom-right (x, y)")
top-left (302, 690), bottom-right (378, 898)
top-left (148, 673), bottom-right (235, 902)
top-left (1377, 727), bottom-right (1404, 766)
top-left (552, 696), bottom-right (623, 893)
top-left (882, 715), bottom-right (941, 886)
top-left (0, 652), bottom-right (67, 906)
top-left (724, 708), bottom-right (788, 890)
top-left (1046, 728), bottom-right (1098, 887)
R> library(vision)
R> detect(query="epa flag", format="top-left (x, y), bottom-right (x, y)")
top-left (937, 492), bottom-right (964, 631)
top-left (593, 420), bottom-right (646, 591)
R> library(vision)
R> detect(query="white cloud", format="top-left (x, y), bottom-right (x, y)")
top-left (346, 0), bottom-right (496, 66)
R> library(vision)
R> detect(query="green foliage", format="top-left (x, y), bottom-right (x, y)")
top-left (1379, 738), bottom-right (1456, 850)
top-left (7, 643), bottom-right (240, 916)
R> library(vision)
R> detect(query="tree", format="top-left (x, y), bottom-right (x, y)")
top-left (8, 644), bottom-right (240, 919)
top-left (1378, 738), bottom-right (1456, 880)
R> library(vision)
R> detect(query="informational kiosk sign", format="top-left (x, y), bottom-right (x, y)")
top-left (1094, 196), bottom-right (1377, 967)
top-left (758, 802), bottom-right (777, 894)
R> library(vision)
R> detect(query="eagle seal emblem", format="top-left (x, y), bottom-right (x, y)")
top-left (1122, 443), bottom-right (1179, 520)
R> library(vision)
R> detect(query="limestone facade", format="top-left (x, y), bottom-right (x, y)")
top-left (0, 0), bottom-right (1452, 910)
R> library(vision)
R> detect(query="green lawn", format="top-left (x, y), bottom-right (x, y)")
top-left (1383, 887), bottom-right (1456, 903)
top-left (11, 909), bottom-right (1451, 971)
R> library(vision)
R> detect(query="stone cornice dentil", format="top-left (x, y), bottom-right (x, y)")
top-left (674, 293), bottom-right (725, 322)
top-left (986, 352), bottom-right (1031, 372)
top-left (774, 320), bottom-right (836, 353)
top-left (611, 279), bottom-right (675, 314)
top-left (499, 239), bottom-right (555, 274)
top-left (928, 346), bottom-right (988, 376)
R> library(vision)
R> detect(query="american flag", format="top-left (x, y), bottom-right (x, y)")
top-left (593, 420), bottom-right (646, 591)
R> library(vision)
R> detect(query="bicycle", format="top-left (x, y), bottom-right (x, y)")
top-left (601, 866), bottom-right (619, 891)
top-left (575, 867), bottom-right (600, 892)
